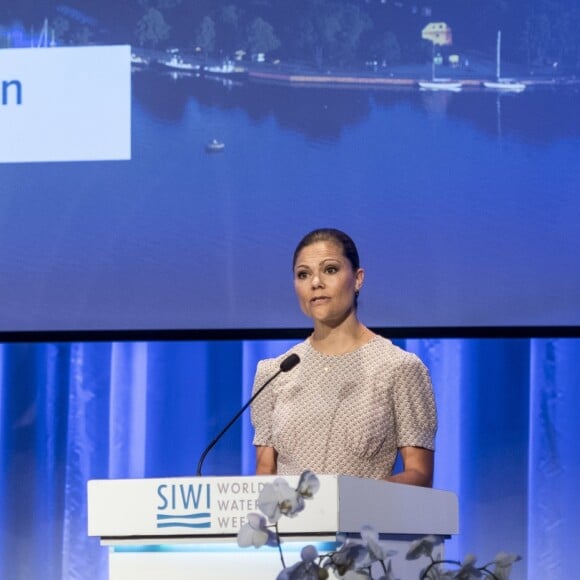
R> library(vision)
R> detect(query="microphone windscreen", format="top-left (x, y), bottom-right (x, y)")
top-left (280, 353), bottom-right (300, 373)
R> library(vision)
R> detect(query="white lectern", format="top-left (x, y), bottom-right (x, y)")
top-left (88, 475), bottom-right (458, 579)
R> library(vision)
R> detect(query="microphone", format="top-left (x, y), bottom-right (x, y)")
top-left (195, 353), bottom-right (300, 476)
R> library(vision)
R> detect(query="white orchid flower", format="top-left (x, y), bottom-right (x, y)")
top-left (354, 525), bottom-right (398, 572)
top-left (238, 471), bottom-right (522, 580)
top-left (236, 512), bottom-right (277, 548)
top-left (454, 553), bottom-right (482, 578)
top-left (406, 535), bottom-right (438, 560)
top-left (258, 478), bottom-right (305, 523)
top-left (277, 545), bottom-right (328, 580)
top-left (325, 539), bottom-right (370, 578)
top-left (297, 470), bottom-right (320, 499)
top-left (360, 525), bottom-right (396, 563)
top-left (489, 552), bottom-right (521, 580)
top-left (301, 545), bottom-right (319, 564)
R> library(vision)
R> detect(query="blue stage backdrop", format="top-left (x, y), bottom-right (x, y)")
top-left (1, 337), bottom-right (579, 580)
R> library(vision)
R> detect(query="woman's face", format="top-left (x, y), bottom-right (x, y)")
top-left (293, 240), bottom-right (363, 326)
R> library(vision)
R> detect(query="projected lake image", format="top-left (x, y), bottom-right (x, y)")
top-left (2, 65), bottom-right (578, 333)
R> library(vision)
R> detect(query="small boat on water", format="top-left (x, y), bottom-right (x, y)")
top-left (419, 44), bottom-right (463, 92)
top-left (482, 31), bottom-right (526, 93)
top-left (203, 59), bottom-right (247, 78)
top-left (205, 139), bottom-right (225, 153)
top-left (131, 53), bottom-right (149, 67)
top-left (483, 79), bottom-right (526, 92)
top-left (157, 54), bottom-right (201, 72)
top-left (418, 79), bottom-right (462, 92)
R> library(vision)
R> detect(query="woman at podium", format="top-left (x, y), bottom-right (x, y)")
top-left (251, 228), bottom-right (437, 487)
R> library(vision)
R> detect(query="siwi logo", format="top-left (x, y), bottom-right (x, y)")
top-left (156, 483), bottom-right (211, 529)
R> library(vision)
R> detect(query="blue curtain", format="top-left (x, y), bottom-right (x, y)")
top-left (1, 337), bottom-right (579, 580)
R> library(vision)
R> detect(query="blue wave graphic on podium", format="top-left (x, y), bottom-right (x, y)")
top-left (156, 512), bottom-right (211, 529)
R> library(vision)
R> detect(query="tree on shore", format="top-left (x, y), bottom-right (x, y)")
top-left (247, 16), bottom-right (280, 56)
top-left (196, 15), bottom-right (216, 55)
top-left (295, 0), bottom-right (371, 68)
top-left (51, 16), bottom-right (70, 45)
top-left (135, 7), bottom-right (170, 47)
top-left (372, 31), bottom-right (401, 66)
top-left (218, 3), bottom-right (244, 55)
top-left (333, 3), bottom-right (372, 65)
top-left (5, 0), bottom-right (579, 71)
top-left (521, 0), bottom-right (580, 70)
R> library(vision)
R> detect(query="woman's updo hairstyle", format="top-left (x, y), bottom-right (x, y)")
top-left (292, 228), bottom-right (360, 270)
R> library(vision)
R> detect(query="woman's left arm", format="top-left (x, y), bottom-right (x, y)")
top-left (386, 446), bottom-right (434, 487)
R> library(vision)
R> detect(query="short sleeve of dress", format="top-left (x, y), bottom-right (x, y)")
top-left (392, 354), bottom-right (437, 450)
top-left (250, 358), bottom-right (278, 447)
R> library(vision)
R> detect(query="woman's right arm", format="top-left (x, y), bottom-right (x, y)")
top-left (256, 445), bottom-right (277, 475)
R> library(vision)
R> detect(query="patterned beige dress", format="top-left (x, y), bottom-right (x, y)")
top-left (251, 335), bottom-right (437, 479)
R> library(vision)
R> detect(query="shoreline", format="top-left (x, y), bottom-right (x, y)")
top-left (131, 48), bottom-right (580, 90)
top-left (247, 68), bottom-right (576, 89)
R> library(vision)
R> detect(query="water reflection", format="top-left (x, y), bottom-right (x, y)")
top-left (134, 72), bottom-right (375, 140)
top-left (419, 89), bottom-right (456, 117)
top-left (132, 71), bottom-right (580, 145)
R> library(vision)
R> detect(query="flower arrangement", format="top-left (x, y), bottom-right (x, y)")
top-left (236, 471), bottom-right (521, 580)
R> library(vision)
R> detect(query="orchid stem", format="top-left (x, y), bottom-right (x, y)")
top-left (275, 522), bottom-right (286, 568)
